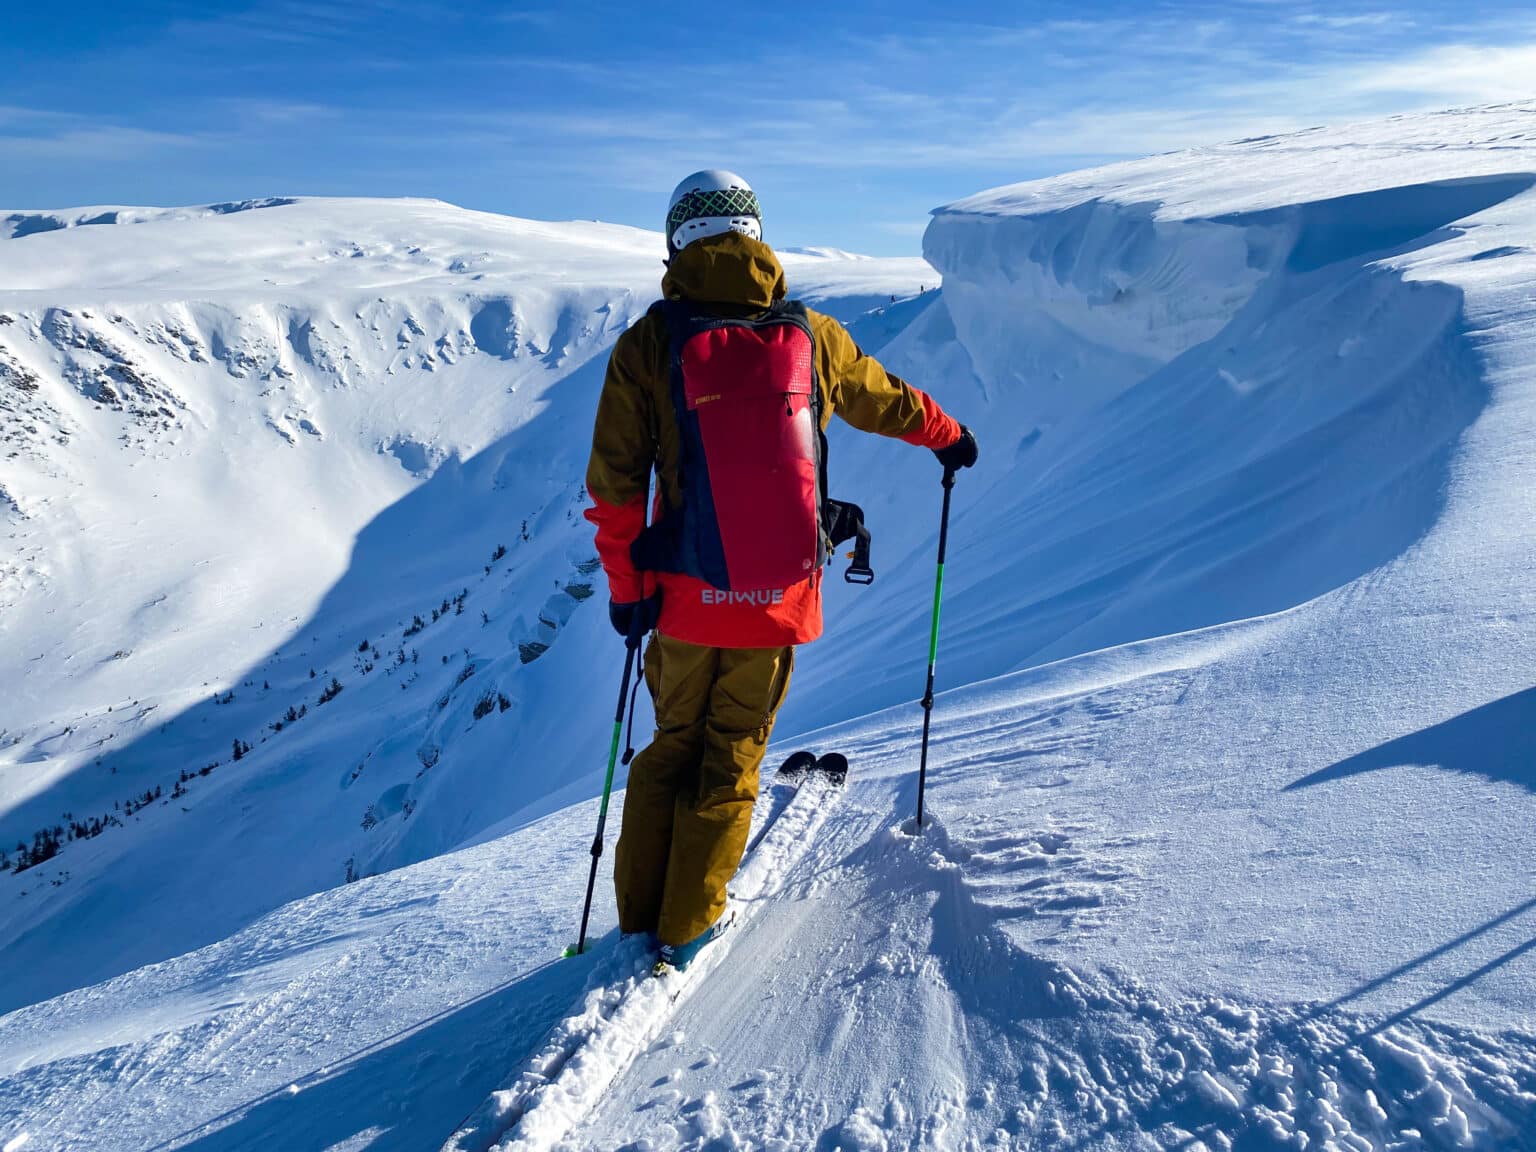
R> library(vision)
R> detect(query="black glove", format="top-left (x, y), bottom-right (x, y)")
top-left (608, 592), bottom-right (662, 644)
top-left (933, 425), bottom-right (978, 471)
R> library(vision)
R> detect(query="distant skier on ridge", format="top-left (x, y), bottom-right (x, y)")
top-left (584, 169), bottom-right (977, 971)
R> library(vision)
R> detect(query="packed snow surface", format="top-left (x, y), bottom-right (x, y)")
top-left (4, 102), bottom-right (1536, 1150)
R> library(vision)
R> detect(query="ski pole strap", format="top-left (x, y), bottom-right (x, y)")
top-left (621, 646), bottom-right (644, 765)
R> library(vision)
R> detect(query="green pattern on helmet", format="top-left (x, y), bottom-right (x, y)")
top-left (667, 187), bottom-right (762, 231)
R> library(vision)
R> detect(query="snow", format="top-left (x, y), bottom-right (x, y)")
top-left (0, 196), bottom-right (931, 1013)
top-left (445, 771), bottom-right (844, 1152)
top-left (4, 102), bottom-right (1536, 1150)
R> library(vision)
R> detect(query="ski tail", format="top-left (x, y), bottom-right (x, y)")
top-left (776, 748), bottom-right (848, 785)
top-left (775, 749), bottom-right (819, 780)
top-left (815, 752), bottom-right (849, 785)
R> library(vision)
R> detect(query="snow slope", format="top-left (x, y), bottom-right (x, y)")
top-left (3, 662), bottom-right (1532, 1151)
top-left (5, 102), bottom-right (1536, 1151)
top-left (0, 197), bottom-right (933, 1011)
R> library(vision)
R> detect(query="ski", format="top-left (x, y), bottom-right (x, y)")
top-left (439, 750), bottom-right (846, 1152)
top-left (774, 748), bottom-right (846, 784)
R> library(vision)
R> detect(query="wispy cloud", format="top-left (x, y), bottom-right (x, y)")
top-left (336, 29), bottom-right (1535, 195)
top-left (1347, 42), bottom-right (1536, 104)
top-left (492, 8), bottom-right (561, 27)
top-left (222, 100), bottom-right (344, 126)
top-left (0, 106), bottom-right (75, 129)
top-left (1293, 12), bottom-right (1404, 29)
top-left (166, 0), bottom-right (462, 50)
top-left (7, 1), bottom-right (1536, 252)
top-left (0, 125), bottom-right (211, 164)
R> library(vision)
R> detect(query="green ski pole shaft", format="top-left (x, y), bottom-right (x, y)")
top-left (916, 468), bottom-right (956, 828)
top-left (574, 621), bottom-right (642, 955)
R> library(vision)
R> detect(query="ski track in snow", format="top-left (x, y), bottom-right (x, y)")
top-left (555, 689), bottom-right (1536, 1152)
top-left (1, 668), bottom-right (1534, 1150)
top-left (446, 771), bottom-right (844, 1152)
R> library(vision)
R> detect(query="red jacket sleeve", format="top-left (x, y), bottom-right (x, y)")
top-left (583, 495), bottom-right (646, 603)
top-left (584, 328), bottom-right (654, 604)
top-left (896, 387), bottom-right (962, 450)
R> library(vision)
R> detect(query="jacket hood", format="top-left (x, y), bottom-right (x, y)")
top-left (661, 232), bottom-right (786, 308)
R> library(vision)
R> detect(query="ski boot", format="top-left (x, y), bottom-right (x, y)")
top-left (654, 909), bottom-right (736, 976)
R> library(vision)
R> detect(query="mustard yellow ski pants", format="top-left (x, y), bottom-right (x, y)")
top-left (614, 633), bottom-right (794, 946)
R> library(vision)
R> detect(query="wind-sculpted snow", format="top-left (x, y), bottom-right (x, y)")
top-left (784, 106), bottom-right (1536, 734)
top-left (562, 777), bottom-right (1536, 1150)
top-left (0, 201), bottom-right (301, 241)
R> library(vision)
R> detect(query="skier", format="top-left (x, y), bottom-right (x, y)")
top-left (584, 170), bottom-right (977, 971)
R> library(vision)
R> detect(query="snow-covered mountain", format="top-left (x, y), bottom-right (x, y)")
top-left (0, 197), bottom-right (934, 1010)
top-left (3, 103), bottom-right (1536, 1151)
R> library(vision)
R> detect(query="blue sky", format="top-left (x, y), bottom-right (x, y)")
top-left (3, 1), bottom-right (1535, 254)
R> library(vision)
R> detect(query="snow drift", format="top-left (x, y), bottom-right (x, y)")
top-left (785, 105), bottom-right (1536, 728)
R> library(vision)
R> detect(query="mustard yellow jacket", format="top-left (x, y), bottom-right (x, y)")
top-left (584, 232), bottom-right (959, 647)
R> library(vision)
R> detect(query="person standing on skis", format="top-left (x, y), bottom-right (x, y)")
top-left (584, 170), bottom-right (977, 971)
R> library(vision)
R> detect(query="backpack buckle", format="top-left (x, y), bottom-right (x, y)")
top-left (826, 499), bottom-right (875, 586)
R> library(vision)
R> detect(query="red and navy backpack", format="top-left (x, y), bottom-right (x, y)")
top-left (631, 299), bottom-right (872, 592)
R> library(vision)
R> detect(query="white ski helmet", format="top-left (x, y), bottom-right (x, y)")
top-left (665, 169), bottom-right (762, 253)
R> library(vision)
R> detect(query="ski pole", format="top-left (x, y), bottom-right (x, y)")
top-left (571, 612), bottom-right (644, 957)
top-left (915, 467), bottom-right (956, 828)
